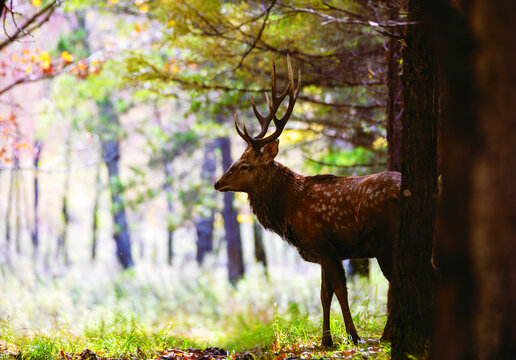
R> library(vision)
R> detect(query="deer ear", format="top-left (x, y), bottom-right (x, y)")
top-left (261, 140), bottom-right (279, 162)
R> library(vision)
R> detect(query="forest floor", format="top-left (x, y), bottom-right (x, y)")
top-left (0, 261), bottom-right (390, 359)
top-left (0, 336), bottom-right (390, 359)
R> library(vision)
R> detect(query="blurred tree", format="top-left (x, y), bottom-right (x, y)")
top-left (195, 140), bottom-right (217, 264)
top-left (427, 0), bottom-right (516, 358)
top-left (97, 97), bottom-right (134, 269)
top-left (388, 0), bottom-right (438, 357)
top-left (57, 134), bottom-right (71, 265)
top-left (218, 136), bottom-right (245, 284)
top-left (31, 140), bottom-right (42, 259)
top-left (253, 216), bottom-right (267, 271)
top-left (91, 162), bottom-right (102, 261)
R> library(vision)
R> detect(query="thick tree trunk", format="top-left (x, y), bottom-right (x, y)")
top-left (31, 140), bottom-right (42, 258)
top-left (427, 0), bottom-right (516, 358)
top-left (218, 137), bottom-right (244, 284)
top-left (195, 140), bottom-right (216, 264)
top-left (98, 99), bottom-right (134, 269)
top-left (389, 0), bottom-right (438, 358)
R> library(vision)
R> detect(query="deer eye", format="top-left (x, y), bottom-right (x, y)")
top-left (239, 164), bottom-right (249, 171)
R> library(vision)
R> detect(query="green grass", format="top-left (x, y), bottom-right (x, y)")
top-left (0, 260), bottom-right (391, 359)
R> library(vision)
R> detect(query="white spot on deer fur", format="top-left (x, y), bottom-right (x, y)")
top-left (346, 194), bottom-right (351, 201)
top-left (297, 211), bottom-right (303, 218)
top-left (321, 204), bottom-right (327, 211)
top-left (325, 192), bottom-right (331, 197)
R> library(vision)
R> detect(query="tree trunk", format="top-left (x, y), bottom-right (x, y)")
top-left (389, 0), bottom-right (438, 358)
top-left (195, 140), bottom-right (216, 264)
top-left (218, 137), bottom-right (244, 284)
top-left (164, 162), bottom-right (174, 265)
top-left (253, 216), bottom-right (267, 270)
top-left (31, 140), bottom-right (42, 258)
top-left (426, 0), bottom-right (516, 358)
top-left (57, 135), bottom-right (71, 265)
top-left (91, 161), bottom-right (101, 261)
top-left (98, 99), bottom-right (134, 269)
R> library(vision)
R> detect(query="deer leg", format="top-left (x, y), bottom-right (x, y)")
top-left (321, 267), bottom-right (334, 347)
top-left (320, 256), bottom-right (360, 344)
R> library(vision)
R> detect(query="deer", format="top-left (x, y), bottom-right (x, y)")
top-left (214, 56), bottom-right (401, 346)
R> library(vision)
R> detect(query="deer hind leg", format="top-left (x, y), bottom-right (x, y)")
top-left (321, 267), bottom-right (334, 347)
top-left (319, 256), bottom-right (360, 344)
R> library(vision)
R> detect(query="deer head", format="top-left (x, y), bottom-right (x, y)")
top-left (214, 56), bottom-right (301, 194)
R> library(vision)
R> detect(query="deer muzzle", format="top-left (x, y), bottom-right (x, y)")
top-left (214, 179), bottom-right (230, 192)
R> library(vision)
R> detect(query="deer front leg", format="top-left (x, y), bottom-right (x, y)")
top-left (321, 267), bottom-right (334, 347)
top-left (319, 256), bottom-right (360, 345)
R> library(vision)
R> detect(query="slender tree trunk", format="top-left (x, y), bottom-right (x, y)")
top-left (164, 162), bottom-right (174, 265)
top-left (31, 140), bottom-right (42, 258)
top-left (14, 153), bottom-right (21, 254)
top-left (5, 153), bottom-right (15, 258)
top-left (195, 140), bottom-right (216, 264)
top-left (98, 99), bottom-right (134, 269)
top-left (218, 137), bottom-right (244, 284)
top-left (57, 135), bottom-right (71, 265)
top-left (426, 0), bottom-right (516, 358)
top-left (389, 0), bottom-right (438, 358)
top-left (253, 216), bottom-right (267, 270)
top-left (91, 161), bottom-right (101, 261)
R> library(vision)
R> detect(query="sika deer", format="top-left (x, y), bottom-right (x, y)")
top-left (214, 56), bottom-right (400, 345)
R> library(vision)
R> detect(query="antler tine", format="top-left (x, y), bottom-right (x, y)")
top-left (250, 55), bottom-right (301, 149)
top-left (235, 56), bottom-right (301, 150)
top-left (234, 113), bottom-right (252, 146)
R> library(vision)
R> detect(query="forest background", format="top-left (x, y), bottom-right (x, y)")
top-left (1, 1), bottom-right (515, 359)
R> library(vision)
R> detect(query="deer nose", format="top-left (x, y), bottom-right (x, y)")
top-left (214, 180), bottom-right (222, 191)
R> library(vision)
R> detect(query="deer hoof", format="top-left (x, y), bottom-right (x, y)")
top-left (350, 333), bottom-right (360, 345)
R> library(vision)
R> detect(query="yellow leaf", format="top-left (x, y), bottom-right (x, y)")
top-left (25, 66), bottom-right (32, 73)
top-left (61, 51), bottom-right (74, 63)
top-left (166, 19), bottom-right (175, 28)
top-left (38, 51), bottom-right (51, 69)
top-left (108, 0), bottom-right (118, 4)
top-left (139, 4), bottom-right (148, 13)
top-left (32, 0), bottom-right (42, 7)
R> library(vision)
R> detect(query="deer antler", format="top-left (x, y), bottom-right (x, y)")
top-left (235, 55), bottom-right (301, 150)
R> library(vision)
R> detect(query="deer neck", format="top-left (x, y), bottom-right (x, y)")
top-left (247, 161), bottom-right (303, 237)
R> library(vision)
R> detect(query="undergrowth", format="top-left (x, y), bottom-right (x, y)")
top-left (0, 258), bottom-right (390, 359)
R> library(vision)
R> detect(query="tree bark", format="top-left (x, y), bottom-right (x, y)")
top-left (218, 137), bottom-right (244, 284)
top-left (195, 140), bottom-right (216, 263)
top-left (98, 99), bottom-right (134, 269)
top-left (426, 0), bottom-right (516, 358)
top-left (389, 0), bottom-right (438, 358)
